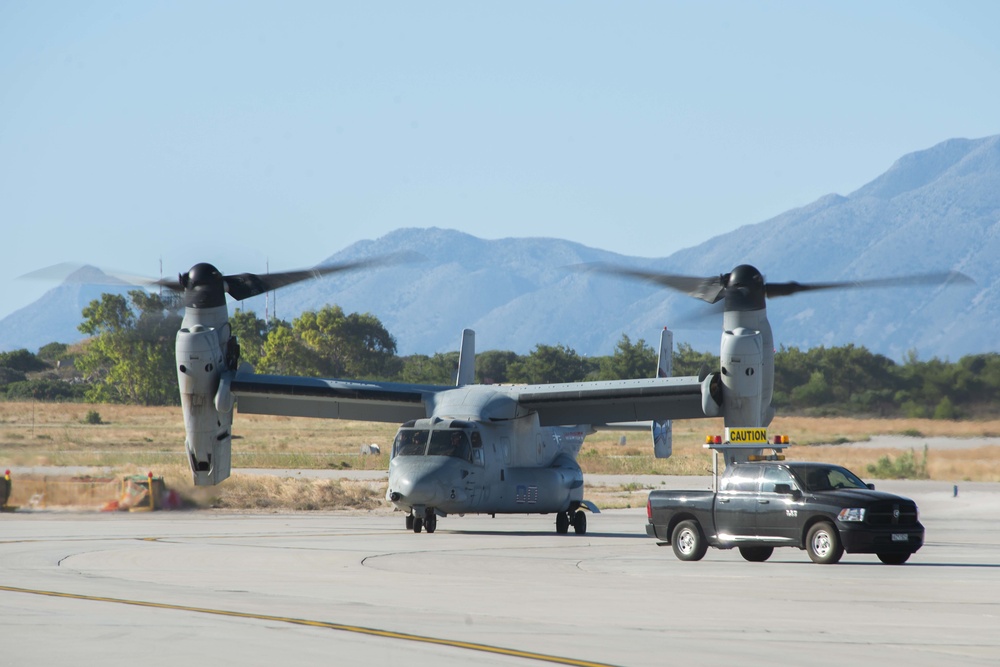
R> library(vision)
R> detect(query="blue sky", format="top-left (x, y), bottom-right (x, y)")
top-left (2, 1), bottom-right (999, 322)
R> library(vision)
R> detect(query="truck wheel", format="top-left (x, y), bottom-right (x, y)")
top-left (877, 552), bottom-right (910, 565)
top-left (806, 522), bottom-right (843, 564)
top-left (671, 520), bottom-right (707, 561)
top-left (739, 546), bottom-right (773, 562)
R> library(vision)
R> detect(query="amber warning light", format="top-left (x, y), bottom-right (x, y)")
top-left (705, 433), bottom-right (790, 445)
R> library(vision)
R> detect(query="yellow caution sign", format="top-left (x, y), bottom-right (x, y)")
top-left (726, 428), bottom-right (768, 444)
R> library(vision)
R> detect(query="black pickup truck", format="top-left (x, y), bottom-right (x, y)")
top-left (646, 461), bottom-right (924, 564)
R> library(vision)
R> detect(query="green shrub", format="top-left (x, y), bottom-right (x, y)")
top-left (933, 396), bottom-right (957, 420)
top-left (866, 446), bottom-right (929, 480)
top-left (84, 410), bottom-right (103, 425)
top-left (4, 379), bottom-right (86, 401)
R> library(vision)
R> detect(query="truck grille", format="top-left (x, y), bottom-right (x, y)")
top-left (866, 501), bottom-right (918, 527)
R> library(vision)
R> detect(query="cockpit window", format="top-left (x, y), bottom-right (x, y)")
top-left (393, 429), bottom-right (429, 457)
top-left (392, 428), bottom-right (474, 461)
top-left (428, 429), bottom-right (472, 461)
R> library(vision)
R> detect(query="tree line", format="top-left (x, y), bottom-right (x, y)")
top-left (0, 290), bottom-right (997, 419)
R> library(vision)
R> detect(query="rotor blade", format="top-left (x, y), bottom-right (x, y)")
top-left (765, 271), bottom-right (975, 298)
top-left (225, 252), bottom-right (422, 301)
top-left (668, 301), bottom-right (727, 329)
top-left (571, 263), bottom-right (726, 303)
top-left (19, 263), bottom-right (157, 288)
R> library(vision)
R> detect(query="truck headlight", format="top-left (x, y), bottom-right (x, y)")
top-left (837, 507), bottom-right (866, 522)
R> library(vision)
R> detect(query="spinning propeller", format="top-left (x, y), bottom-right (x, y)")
top-left (576, 263), bottom-right (974, 311)
top-left (22, 253), bottom-right (420, 310)
top-left (156, 255), bottom-right (413, 309)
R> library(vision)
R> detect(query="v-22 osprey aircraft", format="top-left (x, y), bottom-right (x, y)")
top-left (169, 262), bottom-right (719, 534)
top-left (168, 259), bottom-right (968, 533)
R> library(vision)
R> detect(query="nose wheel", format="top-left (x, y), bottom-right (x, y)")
top-left (408, 509), bottom-right (437, 533)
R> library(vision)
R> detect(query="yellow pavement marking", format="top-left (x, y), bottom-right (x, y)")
top-left (0, 585), bottom-right (618, 667)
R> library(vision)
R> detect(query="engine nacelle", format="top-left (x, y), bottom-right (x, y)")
top-left (719, 327), bottom-right (764, 427)
top-left (177, 324), bottom-right (233, 486)
top-left (700, 371), bottom-right (722, 418)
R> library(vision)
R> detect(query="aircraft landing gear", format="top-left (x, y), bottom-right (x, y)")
top-left (409, 509), bottom-right (437, 533)
top-left (425, 511), bottom-right (437, 533)
top-left (556, 509), bottom-right (588, 535)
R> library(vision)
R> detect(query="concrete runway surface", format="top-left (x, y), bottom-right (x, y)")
top-left (2, 480), bottom-right (999, 667)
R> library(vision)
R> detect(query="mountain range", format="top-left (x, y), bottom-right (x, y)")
top-left (3, 135), bottom-right (998, 361)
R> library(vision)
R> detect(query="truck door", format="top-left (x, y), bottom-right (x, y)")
top-left (756, 466), bottom-right (801, 543)
top-left (714, 466), bottom-right (761, 539)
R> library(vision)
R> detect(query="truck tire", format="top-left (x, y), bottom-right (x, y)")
top-left (671, 520), bottom-right (708, 561)
top-left (806, 522), bottom-right (843, 564)
top-left (739, 546), bottom-right (773, 562)
top-left (877, 552), bottom-right (910, 565)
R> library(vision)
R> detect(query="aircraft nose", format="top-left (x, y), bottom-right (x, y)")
top-left (388, 458), bottom-right (464, 508)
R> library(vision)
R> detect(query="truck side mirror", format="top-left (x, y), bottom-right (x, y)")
top-left (866, 483), bottom-right (875, 490)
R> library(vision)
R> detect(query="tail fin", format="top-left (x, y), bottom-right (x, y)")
top-left (652, 327), bottom-right (673, 458)
top-left (456, 329), bottom-right (475, 386)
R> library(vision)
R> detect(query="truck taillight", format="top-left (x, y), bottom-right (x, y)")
top-left (646, 498), bottom-right (652, 520)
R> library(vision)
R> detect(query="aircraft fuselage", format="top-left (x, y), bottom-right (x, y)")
top-left (386, 415), bottom-right (590, 526)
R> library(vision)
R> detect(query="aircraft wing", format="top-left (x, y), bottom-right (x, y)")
top-left (229, 372), bottom-right (448, 423)
top-left (513, 375), bottom-right (711, 427)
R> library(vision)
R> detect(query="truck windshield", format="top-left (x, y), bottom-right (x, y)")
top-left (796, 465), bottom-right (868, 492)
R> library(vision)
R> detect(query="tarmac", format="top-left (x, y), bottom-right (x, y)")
top-left (2, 477), bottom-right (999, 666)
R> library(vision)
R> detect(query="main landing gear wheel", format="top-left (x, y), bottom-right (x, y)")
top-left (412, 516), bottom-right (423, 533)
top-left (424, 511), bottom-right (437, 534)
top-left (572, 510), bottom-right (587, 535)
top-left (806, 522), bottom-right (843, 564)
top-left (556, 512), bottom-right (570, 534)
top-left (405, 514), bottom-right (414, 530)
top-left (671, 520), bottom-right (707, 561)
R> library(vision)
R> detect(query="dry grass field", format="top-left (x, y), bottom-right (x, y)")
top-left (2, 401), bottom-right (998, 511)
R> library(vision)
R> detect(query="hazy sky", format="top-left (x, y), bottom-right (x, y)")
top-left (2, 1), bottom-right (999, 322)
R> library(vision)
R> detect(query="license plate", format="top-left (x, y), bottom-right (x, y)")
top-left (892, 533), bottom-right (909, 542)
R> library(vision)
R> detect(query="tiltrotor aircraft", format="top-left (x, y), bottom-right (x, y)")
top-left (166, 259), bottom-right (970, 533)
top-left (168, 260), bottom-right (715, 534)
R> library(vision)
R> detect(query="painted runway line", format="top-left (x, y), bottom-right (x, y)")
top-left (0, 584), bottom-right (618, 667)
